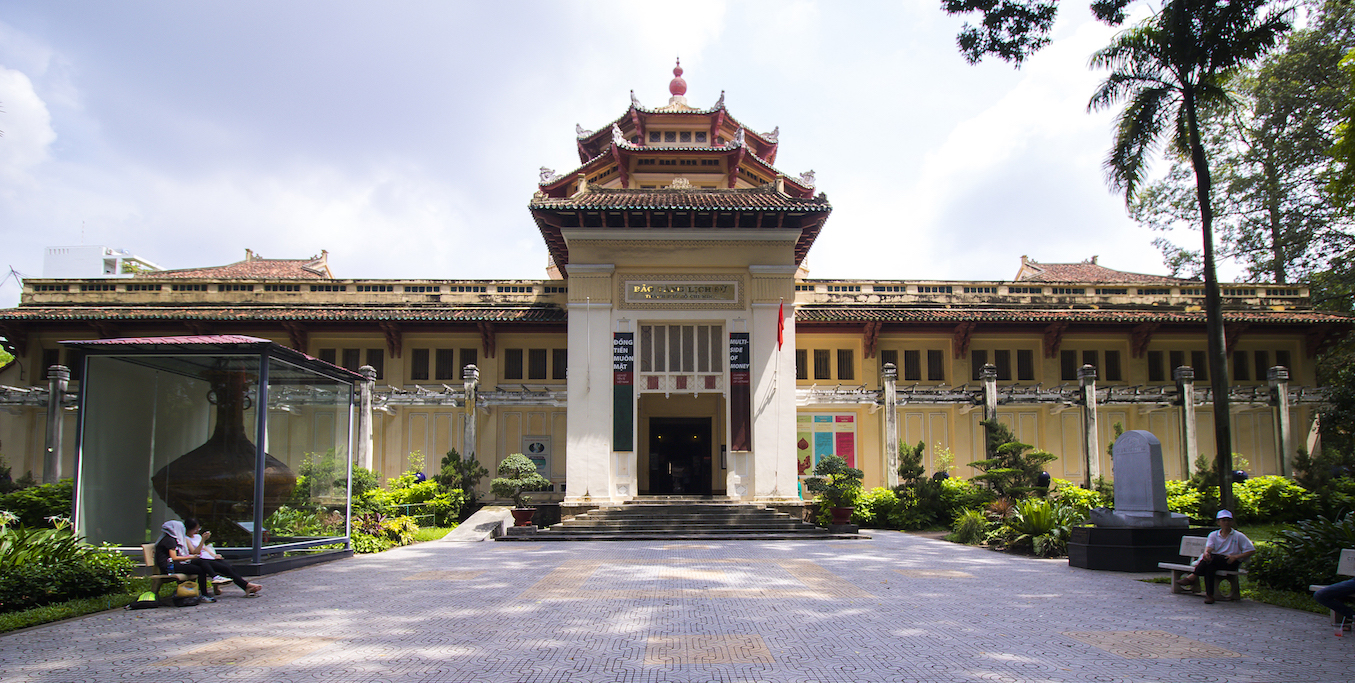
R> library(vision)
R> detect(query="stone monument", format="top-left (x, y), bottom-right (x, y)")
top-left (1069, 430), bottom-right (1204, 571)
top-left (1089, 430), bottom-right (1188, 528)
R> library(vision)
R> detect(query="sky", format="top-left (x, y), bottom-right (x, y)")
top-left (0, 0), bottom-right (1234, 308)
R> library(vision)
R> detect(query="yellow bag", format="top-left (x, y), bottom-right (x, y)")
top-left (175, 581), bottom-right (200, 598)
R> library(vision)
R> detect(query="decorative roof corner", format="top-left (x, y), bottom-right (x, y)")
top-left (732, 128), bottom-right (745, 148)
top-left (575, 124), bottom-right (593, 138)
top-left (630, 89), bottom-right (642, 110)
top-left (539, 167), bottom-right (560, 186)
top-left (714, 90), bottom-right (725, 110)
top-left (765, 126), bottom-right (779, 142)
top-left (798, 170), bottom-right (815, 188)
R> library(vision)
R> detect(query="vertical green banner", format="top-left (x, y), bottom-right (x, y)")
top-left (613, 332), bottom-right (634, 451)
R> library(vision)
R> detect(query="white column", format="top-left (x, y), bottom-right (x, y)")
top-left (1175, 365), bottom-right (1198, 478)
top-left (882, 362), bottom-right (899, 488)
top-left (749, 299), bottom-right (798, 501)
top-left (357, 365), bottom-right (376, 470)
top-left (44, 364), bottom-right (69, 484)
top-left (1269, 365), bottom-right (1292, 477)
top-left (462, 364), bottom-right (479, 463)
top-left (564, 265), bottom-right (618, 504)
top-left (1079, 364), bottom-right (1100, 488)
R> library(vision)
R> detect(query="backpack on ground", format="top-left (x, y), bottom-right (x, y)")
top-left (125, 591), bottom-right (158, 610)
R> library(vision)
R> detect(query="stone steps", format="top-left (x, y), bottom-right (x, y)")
top-left (497, 496), bottom-right (865, 542)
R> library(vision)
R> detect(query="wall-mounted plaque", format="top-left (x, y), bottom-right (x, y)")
top-left (621, 277), bottom-right (743, 309)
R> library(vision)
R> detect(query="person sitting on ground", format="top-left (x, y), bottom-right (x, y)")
top-left (1314, 575), bottom-right (1355, 631)
top-left (155, 519), bottom-right (211, 599)
top-left (184, 518), bottom-right (262, 598)
top-left (1176, 509), bottom-right (1255, 604)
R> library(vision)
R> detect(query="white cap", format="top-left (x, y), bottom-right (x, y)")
top-left (1216, 510), bottom-right (1233, 519)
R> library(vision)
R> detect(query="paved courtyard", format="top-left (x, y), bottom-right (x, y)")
top-left (2, 530), bottom-right (1351, 682)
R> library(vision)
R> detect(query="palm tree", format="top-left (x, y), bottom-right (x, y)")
top-left (1089, 0), bottom-right (1291, 511)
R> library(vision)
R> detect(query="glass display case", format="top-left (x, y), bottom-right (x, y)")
top-left (69, 336), bottom-right (360, 568)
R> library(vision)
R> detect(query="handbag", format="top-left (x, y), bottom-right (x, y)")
top-left (175, 581), bottom-right (200, 598)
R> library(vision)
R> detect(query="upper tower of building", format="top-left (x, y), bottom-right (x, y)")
top-left (530, 63), bottom-right (831, 276)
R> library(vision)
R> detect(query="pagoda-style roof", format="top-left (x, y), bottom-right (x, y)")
top-left (1015, 256), bottom-right (1194, 284)
top-left (572, 90), bottom-right (780, 164)
top-left (529, 183), bottom-right (831, 276)
top-left (147, 249), bottom-right (332, 280)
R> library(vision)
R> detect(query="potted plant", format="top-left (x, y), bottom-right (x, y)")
top-left (491, 453), bottom-right (550, 526)
top-left (804, 454), bottom-right (864, 526)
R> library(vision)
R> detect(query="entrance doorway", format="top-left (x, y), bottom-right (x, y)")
top-left (646, 417), bottom-right (712, 495)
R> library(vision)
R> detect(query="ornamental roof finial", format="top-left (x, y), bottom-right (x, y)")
top-left (669, 57), bottom-right (687, 97)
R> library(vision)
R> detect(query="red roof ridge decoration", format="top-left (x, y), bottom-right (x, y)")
top-left (143, 249), bottom-right (333, 280)
top-left (1015, 255), bottom-right (1195, 284)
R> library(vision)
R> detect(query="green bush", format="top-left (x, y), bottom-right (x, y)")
top-left (938, 477), bottom-right (994, 516)
top-left (970, 420), bottom-right (1056, 498)
top-left (805, 455), bottom-right (864, 509)
top-left (851, 488), bottom-right (900, 528)
top-left (1005, 498), bottom-right (1086, 557)
top-left (0, 527), bottom-right (134, 613)
top-left (1165, 479), bottom-right (1205, 518)
top-left (1234, 476), bottom-right (1317, 523)
top-left (948, 508), bottom-right (989, 545)
top-left (351, 533), bottom-right (393, 554)
top-left (0, 480), bottom-right (74, 527)
top-left (889, 441), bottom-right (948, 529)
top-left (1248, 513), bottom-right (1355, 592)
top-left (1048, 478), bottom-right (1106, 516)
top-left (435, 449), bottom-right (489, 505)
top-left (491, 453), bottom-right (551, 508)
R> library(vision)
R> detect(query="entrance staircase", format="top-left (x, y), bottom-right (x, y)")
top-left (497, 496), bottom-right (864, 541)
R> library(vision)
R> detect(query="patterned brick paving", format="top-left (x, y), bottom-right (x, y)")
top-left (2, 531), bottom-right (1352, 682)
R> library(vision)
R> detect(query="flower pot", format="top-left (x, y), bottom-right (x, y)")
top-left (510, 508), bottom-right (537, 527)
top-left (830, 506), bottom-right (854, 525)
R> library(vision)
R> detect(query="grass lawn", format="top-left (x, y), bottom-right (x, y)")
top-left (412, 526), bottom-right (455, 542)
top-left (0, 577), bottom-right (157, 635)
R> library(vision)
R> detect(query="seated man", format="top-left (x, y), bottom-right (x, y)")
top-left (1314, 577), bottom-right (1355, 632)
top-left (1176, 509), bottom-right (1255, 604)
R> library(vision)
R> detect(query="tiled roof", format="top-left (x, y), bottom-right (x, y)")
top-left (64, 334), bottom-right (270, 346)
top-left (796, 306), bottom-right (1351, 326)
top-left (529, 185), bottom-right (830, 211)
top-left (145, 251), bottom-right (332, 280)
top-left (0, 306), bottom-right (565, 324)
top-left (1015, 257), bottom-right (1193, 284)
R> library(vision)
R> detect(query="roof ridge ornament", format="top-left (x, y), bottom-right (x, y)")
top-left (575, 124), bottom-right (593, 138)
top-left (611, 123), bottom-right (626, 147)
top-left (668, 58), bottom-right (688, 107)
top-left (765, 126), bottom-right (779, 142)
top-left (668, 176), bottom-right (692, 190)
top-left (798, 170), bottom-right (816, 188)
top-left (714, 90), bottom-right (724, 110)
top-left (539, 167), bottom-right (560, 185)
top-left (733, 128), bottom-right (745, 147)
top-left (630, 89), bottom-right (642, 109)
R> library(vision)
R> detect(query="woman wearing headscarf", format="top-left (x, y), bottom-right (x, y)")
top-left (154, 519), bottom-right (212, 600)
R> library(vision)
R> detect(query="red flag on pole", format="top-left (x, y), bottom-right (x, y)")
top-left (777, 299), bottom-right (785, 350)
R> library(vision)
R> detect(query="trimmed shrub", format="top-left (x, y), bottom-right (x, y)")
top-left (1234, 475), bottom-right (1317, 523)
top-left (948, 508), bottom-right (989, 545)
top-left (938, 477), bottom-right (994, 516)
top-left (1048, 478), bottom-right (1106, 516)
top-left (1165, 479), bottom-right (1204, 518)
top-left (0, 480), bottom-right (74, 528)
top-left (351, 533), bottom-right (393, 554)
top-left (851, 488), bottom-right (900, 528)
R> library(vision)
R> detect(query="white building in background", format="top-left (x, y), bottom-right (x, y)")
top-left (43, 246), bottom-right (162, 279)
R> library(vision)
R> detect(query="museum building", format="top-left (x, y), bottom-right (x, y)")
top-left (1, 65), bottom-right (1351, 523)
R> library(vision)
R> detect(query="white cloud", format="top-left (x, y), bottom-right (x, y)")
top-left (0, 66), bottom-right (57, 187)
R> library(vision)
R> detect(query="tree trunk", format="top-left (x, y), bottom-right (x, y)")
top-left (1186, 85), bottom-right (1235, 513)
top-left (1264, 156), bottom-right (1285, 284)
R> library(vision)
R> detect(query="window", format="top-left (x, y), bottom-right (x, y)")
top-left (528, 349), bottom-right (548, 380)
top-left (649, 131), bottom-right (660, 143)
top-left (837, 349), bottom-right (855, 381)
top-left (219, 284), bottom-right (254, 292)
top-left (927, 350), bottom-right (945, 381)
top-left (171, 284), bottom-right (207, 291)
top-left (826, 285), bottom-right (860, 292)
top-left (1223, 288), bottom-right (1256, 297)
top-left (813, 349), bottom-right (831, 380)
top-left (33, 284), bottom-right (69, 292)
top-left (1095, 287), bottom-right (1128, 295)
top-left (637, 325), bottom-right (722, 374)
top-left (795, 284), bottom-right (815, 291)
top-left (796, 349), bottom-right (808, 380)
top-left (1104, 350), bottom-right (1122, 382)
top-left (1138, 288), bottom-right (1169, 295)
top-left (460, 348), bottom-right (478, 374)
top-left (918, 285), bottom-right (952, 294)
top-left (971, 350), bottom-right (988, 381)
top-left (450, 285), bottom-right (486, 293)
top-left (498, 285), bottom-right (533, 293)
top-left (1182, 288), bottom-right (1205, 296)
top-left (504, 348), bottom-right (524, 380)
top-left (543, 286), bottom-right (567, 294)
top-left (1007, 286), bottom-right (1042, 294)
top-left (404, 285), bottom-right (438, 293)
top-left (356, 284), bottom-right (392, 292)
top-left (696, 132), bottom-right (707, 143)
top-left (679, 131), bottom-right (692, 142)
top-left (1233, 351), bottom-right (1250, 381)
top-left (411, 349), bottom-right (430, 381)
top-left (1191, 350), bottom-right (1209, 380)
top-left (310, 284), bottom-right (346, 292)
top-left (964, 286), bottom-right (997, 294)
top-left (1148, 350), bottom-right (1165, 382)
top-left (1016, 350), bottom-right (1034, 381)
top-left (901, 350), bottom-right (920, 381)
top-left (264, 284), bottom-right (300, 292)
top-left (127, 283), bottom-right (161, 291)
top-left (41, 348), bottom-right (59, 372)
top-left (1253, 350), bottom-right (1270, 381)
top-left (1051, 287), bottom-right (1085, 295)
top-left (66, 349), bottom-right (85, 381)
top-left (80, 283), bottom-right (116, 292)
top-left (1061, 350), bottom-right (1077, 382)
top-left (994, 350), bottom-right (1012, 380)
top-left (873, 285), bottom-right (906, 292)
top-left (339, 349), bottom-right (359, 372)
top-left (553, 348), bottom-right (568, 380)
top-left (1277, 350), bottom-right (1291, 372)
top-left (1082, 350), bottom-right (1099, 373)
top-left (1169, 350), bottom-right (1185, 375)
top-left (318, 348), bottom-right (337, 365)
top-left (435, 349), bottom-right (458, 380)
top-left (1268, 288), bottom-right (1300, 297)
top-left (665, 131), bottom-right (676, 143)
top-left (366, 349), bottom-right (384, 380)
top-left (700, 158), bottom-right (718, 166)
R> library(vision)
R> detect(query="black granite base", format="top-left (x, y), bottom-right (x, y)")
top-left (1068, 525), bottom-right (1210, 572)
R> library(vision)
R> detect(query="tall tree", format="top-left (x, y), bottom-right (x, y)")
top-left (944, 0), bottom-right (1132, 64)
top-left (1330, 50), bottom-right (1355, 209)
top-left (1089, 0), bottom-right (1292, 511)
top-left (1132, 0), bottom-right (1355, 284)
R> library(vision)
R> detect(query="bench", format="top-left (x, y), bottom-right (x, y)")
top-left (1308, 548), bottom-right (1355, 627)
top-left (139, 543), bottom-right (231, 598)
top-left (1158, 535), bottom-right (1247, 601)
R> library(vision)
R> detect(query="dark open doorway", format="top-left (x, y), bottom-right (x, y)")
top-left (646, 417), bottom-right (712, 495)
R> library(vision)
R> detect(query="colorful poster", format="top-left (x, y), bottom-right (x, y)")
top-left (798, 413), bottom-right (858, 469)
top-left (613, 333), bottom-right (634, 451)
top-left (729, 332), bottom-right (751, 451)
